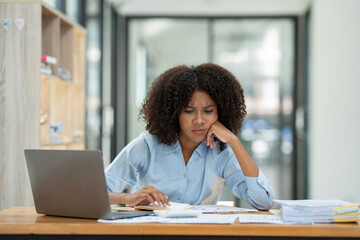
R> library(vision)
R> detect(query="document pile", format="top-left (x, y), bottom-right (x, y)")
top-left (274, 199), bottom-right (360, 224)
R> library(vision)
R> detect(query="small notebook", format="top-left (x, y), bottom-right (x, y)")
top-left (134, 201), bottom-right (193, 211)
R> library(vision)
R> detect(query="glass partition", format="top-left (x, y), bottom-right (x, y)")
top-left (213, 19), bottom-right (294, 205)
top-left (127, 18), bottom-right (295, 204)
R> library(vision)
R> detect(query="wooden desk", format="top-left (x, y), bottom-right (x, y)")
top-left (0, 207), bottom-right (359, 240)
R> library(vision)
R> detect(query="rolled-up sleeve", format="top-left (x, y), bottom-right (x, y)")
top-left (105, 136), bottom-right (149, 193)
top-left (221, 147), bottom-right (274, 210)
top-left (243, 170), bottom-right (274, 210)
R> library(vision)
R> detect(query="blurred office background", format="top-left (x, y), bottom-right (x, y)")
top-left (20, 0), bottom-right (360, 207)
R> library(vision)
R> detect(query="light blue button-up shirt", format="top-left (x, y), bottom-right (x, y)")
top-left (105, 132), bottom-right (274, 210)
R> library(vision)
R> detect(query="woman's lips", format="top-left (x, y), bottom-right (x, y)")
top-left (191, 129), bottom-right (206, 135)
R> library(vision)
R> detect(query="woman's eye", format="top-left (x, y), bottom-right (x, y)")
top-left (184, 110), bottom-right (193, 113)
top-left (204, 110), bottom-right (213, 113)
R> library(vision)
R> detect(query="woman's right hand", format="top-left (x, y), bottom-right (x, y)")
top-left (109, 186), bottom-right (170, 207)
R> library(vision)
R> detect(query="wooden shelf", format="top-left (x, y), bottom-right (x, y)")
top-left (39, 4), bottom-right (86, 149)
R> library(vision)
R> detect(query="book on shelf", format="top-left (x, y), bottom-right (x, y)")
top-left (41, 55), bottom-right (57, 64)
top-left (41, 55), bottom-right (57, 75)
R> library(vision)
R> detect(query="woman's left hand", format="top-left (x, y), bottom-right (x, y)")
top-left (204, 121), bottom-right (236, 149)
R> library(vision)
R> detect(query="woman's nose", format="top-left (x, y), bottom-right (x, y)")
top-left (193, 112), bottom-right (205, 124)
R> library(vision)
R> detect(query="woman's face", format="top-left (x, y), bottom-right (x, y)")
top-left (178, 90), bottom-right (218, 147)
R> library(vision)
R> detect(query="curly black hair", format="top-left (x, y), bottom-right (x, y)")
top-left (139, 62), bottom-right (247, 151)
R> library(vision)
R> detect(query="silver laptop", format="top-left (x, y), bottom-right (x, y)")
top-left (24, 149), bottom-right (151, 220)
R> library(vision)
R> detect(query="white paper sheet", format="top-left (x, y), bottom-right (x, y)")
top-left (98, 215), bottom-right (161, 223)
top-left (237, 214), bottom-right (286, 224)
top-left (153, 210), bottom-right (202, 218)
top-left (98, 214), bottom-right (238, 224)
top-left (192, 205), bottom-right (257, 213)
top-left (163, 214), bottom-right (238, 224)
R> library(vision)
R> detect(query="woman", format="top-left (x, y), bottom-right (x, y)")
top-left (105, 63), bottom-right (274, 210)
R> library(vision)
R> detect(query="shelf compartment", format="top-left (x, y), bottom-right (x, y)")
top-left (73, 28), bottom-right (86, 86)
top-left (72, 86), bottom-right (86, 143)
top-left (49, 79), bottom-right (74, 144)
top-left (42, 7), bottom-right (60, 76)
top-left (60, 20), bottom-right (74, 80)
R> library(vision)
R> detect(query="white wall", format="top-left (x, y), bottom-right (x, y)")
top-left (309, 0), bottom-right (360, 202)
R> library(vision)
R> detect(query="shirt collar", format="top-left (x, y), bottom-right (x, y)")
top-left (194, 141), bottom-right (208, 159)
top-left (162, 139), bottom-right (208, 159)
top-left (162, 140), bottom-right (181, 156)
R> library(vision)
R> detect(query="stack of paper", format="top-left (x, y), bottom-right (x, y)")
top-left (274, 199), bottom-right (360, 223)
